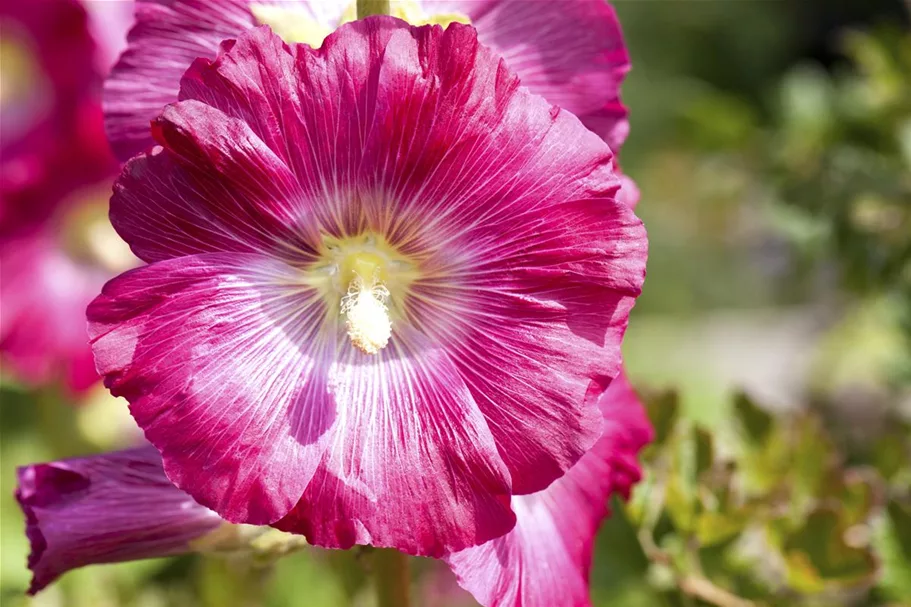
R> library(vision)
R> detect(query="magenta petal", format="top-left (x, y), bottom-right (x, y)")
top-left (273, 325), bottom-right (515, 557)
top-left (579, 98), bottom-right (631, 155)
top-left (436, 286), bottom-right (635, 495)
top-left (103, 0), bottom-right (255, 161)
top-left (105, 0), bottom-right (632, 157)
top-left (88, 253), bottom-right (335, 524)
top-left (111, 100), bottom-right (316, 263)
top-left (451, 0), bottom-right (631, 150)
top-left (445, 372), bottom-right (654, 607)
top-left (617, 171), bottom-right (641, 210)
top-left (16, 447), bottom-right (221, 595)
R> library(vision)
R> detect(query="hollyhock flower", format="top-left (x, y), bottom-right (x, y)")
top-left (445, 371), bottom-right (653, 607)
top-left (0, 0), bottom-right (111, 231)
top-left (88, 20), bottom-right (647, 556)
top-left (0, 0), bottom-right (136, 392)
top-left (16, 446), bottom-right (224, 595)
top-left (104, 0), bottom-right (629, 161)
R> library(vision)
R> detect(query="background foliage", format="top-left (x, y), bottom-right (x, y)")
top-left (2, 1), bottom-right (910, 605)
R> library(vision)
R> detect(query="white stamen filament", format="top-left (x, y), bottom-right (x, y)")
top-left (341, 275), bottom-right (392, 355)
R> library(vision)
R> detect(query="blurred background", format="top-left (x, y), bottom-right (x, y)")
top-left (1, 0), bottom-right (910, 605)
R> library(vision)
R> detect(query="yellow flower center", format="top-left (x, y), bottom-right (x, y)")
top-left (248, 4), bottom-right (335, 48)
top-left (248, 3), bottom-right (466, 354)
top-left (306, 233), bottom-right (418, 355)
top-left (250, 1), bottom-right (470, 48)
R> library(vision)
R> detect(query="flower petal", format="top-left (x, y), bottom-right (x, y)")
top-left (16, 446), bottom-right (222, 595)
top-left (273, 325), bottom-right (516, 557)
top-left (445, 372), bottom-right (654, 607)
top-left (111, 99), bottom-right (316, 263)
top-left (103, 0), bottom-right (255, 160)
top-left (578, 98), bottom-right (630, 155)
top-left (424, 284), bottom-right (636, 495)
top-left (104, 0), bottom-right (631, 159)
top-left (88, 253), bottom-right (336, 524)
top-left (339, 19), bottom-right (645, 492)
top-left (447, 0), bottom-right (631, 149)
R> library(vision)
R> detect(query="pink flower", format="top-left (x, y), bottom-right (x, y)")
top-left (17, 373), bottom-right (652, 606)
top-left (16, 446), bottom-right (223, 595)
top-left (445, 372), bottom-right (653, 607)
top-left (88, 20), bottom-right (647, 556)
top-left (0, 0), bottom-right (113, 233)
top-left (0, 0), bottom-right (136, 393)
top-left (104, 0), bottom-right (630, 161)
top-left (0, 0), bottom-right (134, 392)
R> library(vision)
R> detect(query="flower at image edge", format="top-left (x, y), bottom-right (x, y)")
top-left (16, 447), bottom-right (223, 595)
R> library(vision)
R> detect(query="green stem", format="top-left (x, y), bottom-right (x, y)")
top-left (357, 0), bottom-right (391, 18)
top-left (373, 549), bottom-right (410, 607)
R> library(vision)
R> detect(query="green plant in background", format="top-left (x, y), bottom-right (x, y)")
top-left (770, 29), bottom-right (911, 298)
top-left (595, 390), bottom-right (911, 607)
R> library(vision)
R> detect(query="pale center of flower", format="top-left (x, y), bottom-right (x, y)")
top-left (390, 1), bottom-right (470, 27)
top-left (307, 233), bottom-right (418, 355)
top-left (340, 254), bottom-right (392, 355)
top-left (249, 4), bottom-right (336, 48)
top-left (250, 1), bottom-right (469, 48)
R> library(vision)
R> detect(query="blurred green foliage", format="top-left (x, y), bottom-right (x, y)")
top-left (768, 28), bottom-right (911, 297)
top-left (595, 388), bottom-right (911, 606)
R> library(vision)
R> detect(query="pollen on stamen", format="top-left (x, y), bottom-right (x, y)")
top-left (341, 275), bottom-right (392, 355)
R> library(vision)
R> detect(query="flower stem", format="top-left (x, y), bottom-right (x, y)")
top-left (373, 549), bottom-right (411, 607)
top-left (357, 0), bottom-right (390, 18)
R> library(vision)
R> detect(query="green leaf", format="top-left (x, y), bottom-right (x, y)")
top-left (737, 424), bottom-right (791, 496)
top-left (871, 430), bottom-right (910, 480)
top-left (592, 497), bottom-right (669, 606)
top-left (695, 511), bottom-right (750, 547)
top-left (874, 500), bottom-right (911, 602)
top-left (694, 426), bottom-right (715, 479)
top-left (790, 414), bottom-right (837, 508)
top-left (887, 501), bottom-right (911, 563)
top-left (836, 470), bottom-right (882, 527)
top-left (625, 472), bottom-right (656, 527)
top-left (781, 508), bottom-right (878, 593)
top-left (733, 392), bottom-right (773, 447)
top-left (644, 390), bottom-right (680, 447)
top-left (665, 475), bottom-right (696, 533)
top-left (779, 64), bottom-right (834, 137)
